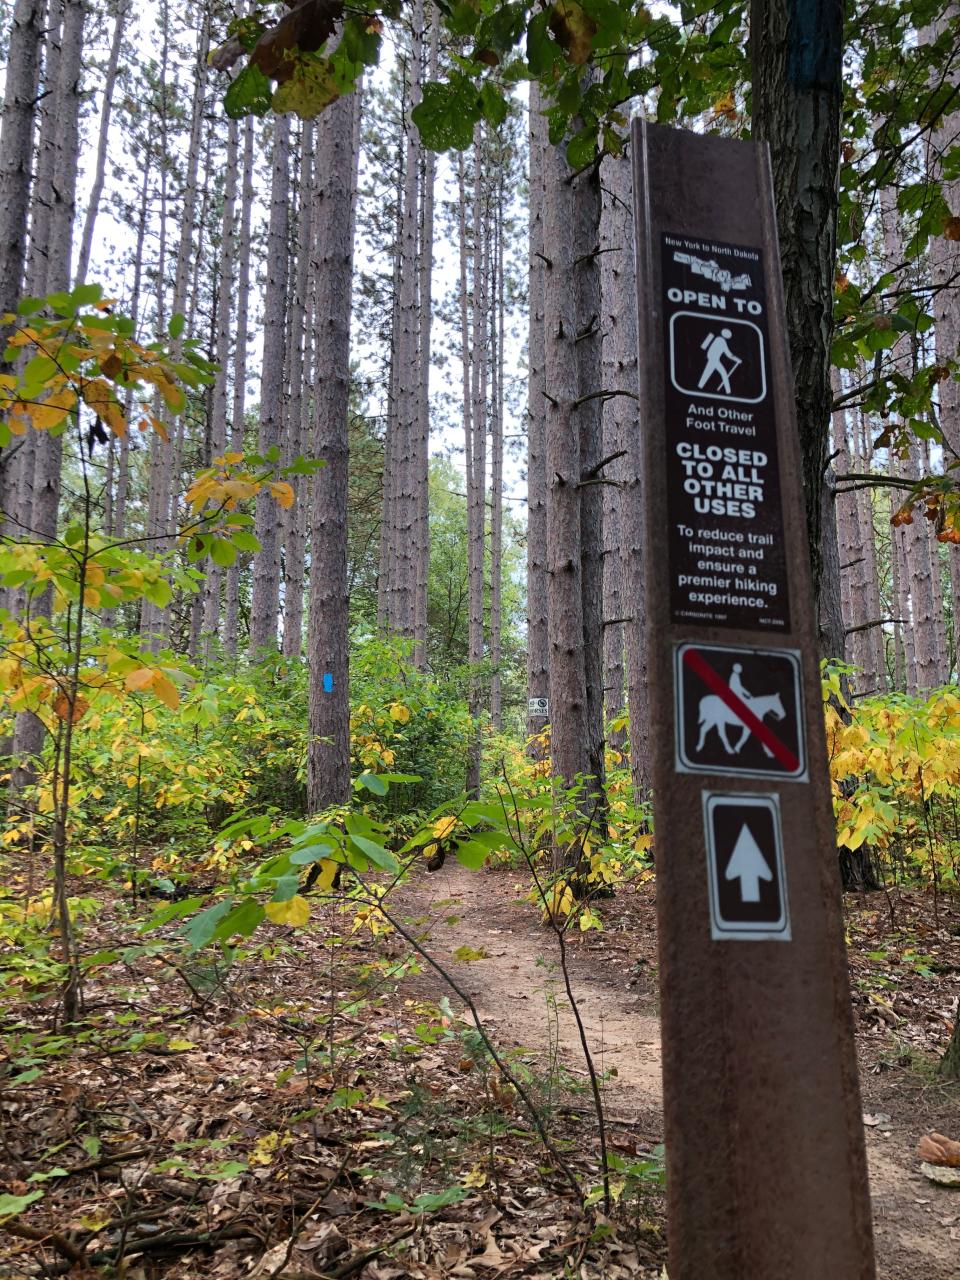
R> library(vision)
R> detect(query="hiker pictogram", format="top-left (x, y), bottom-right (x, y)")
top-left (668, 312), bottom-right (767, 404)
top-left (697, 328), bottom-right (742, 395)
top-left (675, 643), bottom-right (807, 780)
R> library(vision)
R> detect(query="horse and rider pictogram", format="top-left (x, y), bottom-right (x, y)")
top-left (674, 643), bottom-right (807, 780)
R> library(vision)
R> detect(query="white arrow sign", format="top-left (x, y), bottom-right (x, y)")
top-left (725, 824), bottom-right (773, 902)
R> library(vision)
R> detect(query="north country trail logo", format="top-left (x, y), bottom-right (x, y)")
top-left (673, 251), bottom-right (751, 294)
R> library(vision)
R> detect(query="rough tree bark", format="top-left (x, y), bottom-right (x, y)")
top-left (201, 115), bottom-right (240, 652)
top-left (307, 89), bottom-right (361, 813)
top-left (489, 178), bottom-right (505, 732)
top-left (605, 142), bottom-right (650, 798)
top-left (413, 7), bottom-right (438, 670)
top-left (464, 134), bottom-right (488, 798)
top-left (385, 0), bottom-right (424, 647)
top-left (75, 0), bottom-right (128, 283)
top-left (574, 137), bottom-right (607, 815)
top-left (599, 147), bottom-right (628, 747)
top-left (751, 0), bottom-right (843, 616)
top-left (10, 0), bottom-right (84, 797)
top-left (542, 137), bottom-right (589, 799)
top-left (224, 115), bottom-right (255, 657)
top-left (249, 115), bottom-right (291, 655)
top-left (0, 0), bottom-right (45, 320)
top-left (526, 85), bottom-right (549, 745)
top-left (926, 8), bottom-right (960, 680)
top-left (282, 120), bottom-right (315, 659)
top-left (142, 5), bottom-right (209, 647)
top-left (0, 0), bottom-right (46, 548)
top-left (880, 188), bottom-right (942, 690)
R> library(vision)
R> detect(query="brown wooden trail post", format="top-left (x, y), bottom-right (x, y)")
top-left (631, 119), bottom-right (876, 1278)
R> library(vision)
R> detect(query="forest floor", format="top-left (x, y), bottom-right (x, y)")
top-left (1, 862), bottom-right (959, 1278)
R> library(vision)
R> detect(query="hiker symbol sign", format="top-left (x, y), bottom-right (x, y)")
top-left (674, 642), bottom-right (807, 781)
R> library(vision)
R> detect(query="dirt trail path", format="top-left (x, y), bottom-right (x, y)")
top-left (397, 862), bottom-right (959, 1279)
top-left (397, 861), bottom-right (662, 1129)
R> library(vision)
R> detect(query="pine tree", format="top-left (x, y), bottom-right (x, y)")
top-left (249, 115), bottom-right (291, 656)
top-left (307, 90), bottom-right (361, 813)
top-left (526, 85), bottom-right (549, 743)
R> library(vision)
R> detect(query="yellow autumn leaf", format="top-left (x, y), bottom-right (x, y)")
top-left (81, 378), bottom-right (127, 436)
top-left (221, 478), bottom-right (259, 504)
top-left (184, 476), bottom-right (219, 510)
top-left (265, 895), bottom-right (311, 927)
top-left (311, 859), bottom-right (339, 892)
top-left (125, 667), bottom-right (155, 692)
top-left (389, 702), bottom-right (411, 723)
top-left (433, 815), bottom-right (457, 840)
top-left (21, 389), bottom-right (77, 431)
top-left (268, 480), bottom-right (295, 509)
top-left (151, 672), bottom-right (180, 710)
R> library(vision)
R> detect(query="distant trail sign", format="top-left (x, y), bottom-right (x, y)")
top-left (632, 121), bottom-right (875, 1279)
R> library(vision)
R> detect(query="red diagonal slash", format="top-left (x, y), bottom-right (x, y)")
top-left (682, 648), bottom-right (800, 773)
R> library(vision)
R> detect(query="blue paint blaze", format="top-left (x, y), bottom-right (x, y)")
top-left (787, 0), bottom-right (843, 93)
top-left (323, 673), bottom-right (334, 694)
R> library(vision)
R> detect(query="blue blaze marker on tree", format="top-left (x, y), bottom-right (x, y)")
top-left (323, 673), bottom-right (334, 694)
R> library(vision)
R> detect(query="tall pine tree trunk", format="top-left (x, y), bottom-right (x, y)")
top-left (599, 147), bottom-right (629, 748)
top-left (307, 89), bottom-right (361, 812)
top-left (0, 0), bottom-right (44, 318)
top-left (0, 0), bottom-right (46, 548)
top-left (881, 189), bottom-right (942, 690)
top-left (142, 4), bottom-right (209, 647)
top-left (224, 115), bottom-right (255, 657)
top-left (10, 0), bottom-right (84, 798)
top-left (751, 0), bottom-right (843, 616)
top-left (466, 132), bottom-right (488, 798)
top-left (385, 1), bottom-right (424, 648)
top-left (925, 9), bottom-right (960, 679)
top-left (202, 116), bottom-right (239, 652)
top-left (412, 8), bottom-right (438, 670)
top-left (75, 0), bottom-right (128, 283)
top-left (574, 141), bottom-right (606, 815)
top-left (249, 116), bottom-right (291, 656)
top-left (542, 138), bottom-right (589, 799)
top-left (282, 121), bottom-right (315, 659)
top-left (489, 182), bottom-right (505, 732)
top-left (526, 86), bottom-right (549, 745)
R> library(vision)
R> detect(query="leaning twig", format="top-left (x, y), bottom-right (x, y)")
top-left (0, 1220), bottom-right (86, 1266)
top-left (360, 885), bottom-right (583, 1203)
top-left (499, 775), bottom-right (612, 1213)
top-left (324, 1224), bottom-right (417, 1278)
top-left (266, 1152), bottom-right (352, 1279)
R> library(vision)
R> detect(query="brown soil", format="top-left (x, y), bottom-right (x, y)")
top-left (397, 860), bottom-right (960, 1280)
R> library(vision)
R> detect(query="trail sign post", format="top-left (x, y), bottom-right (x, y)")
top-left (632, 121), bottom-right (875, 1278)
